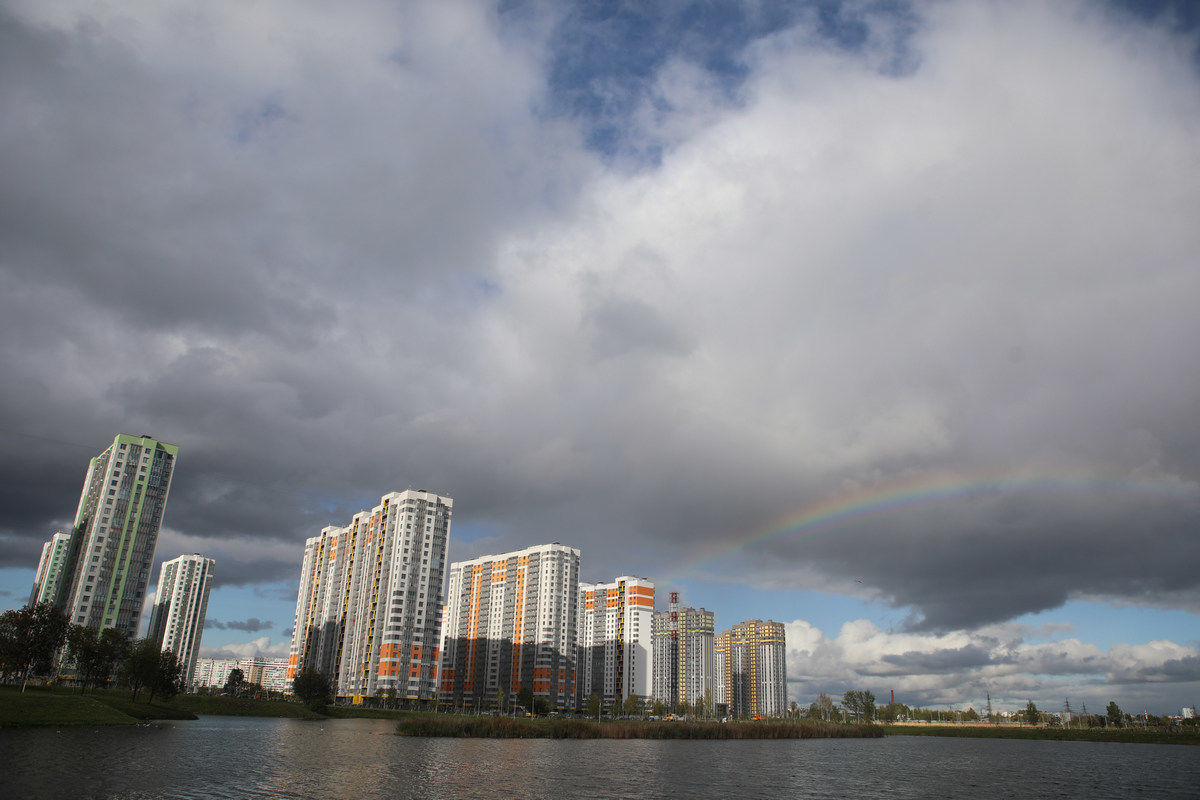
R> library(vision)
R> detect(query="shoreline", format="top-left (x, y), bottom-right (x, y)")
top-left (395, 716), bottom-right (882, 739)
top-left (881, 723), bottom-right (1200, 746)
top-left (4, 690), bottom-right (1196, 745)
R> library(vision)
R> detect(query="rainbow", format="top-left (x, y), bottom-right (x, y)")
top-left (668, 466), bottom-right (1198, 582)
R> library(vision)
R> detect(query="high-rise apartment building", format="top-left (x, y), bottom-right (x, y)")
top-left (146, 554), bottom-right (214, 686)
top-left (651, 592), bottom-right (715, 712)
top-left (287, 489), bottom-right (452, 700)
top-left (714, 620), bottom-right (787, 718)
top-left (440, 543), bottom-right (580, 711)
top-left (577, 576), bottom-right (654, 709)
top-left (47, 434), bottom-right (178, 637)
top-left (29, 531), bottom-right (72, 605)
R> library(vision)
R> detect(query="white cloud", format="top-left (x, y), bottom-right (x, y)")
top-left (199, 635), bottom-right (289, 660)
top-left (785, 617), bottom-right (1200, 712)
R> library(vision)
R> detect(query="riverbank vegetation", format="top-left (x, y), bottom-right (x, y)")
top-left (0, 686), bottom-right (196, 727)
top-left (0, 685), bottom-right (424, 727)
top-left (396, 715), bottom-right (882, 739)
top-left (882, 724), bottom-right (1200, 746)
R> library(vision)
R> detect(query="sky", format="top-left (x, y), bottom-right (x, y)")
top-left (1, 0), bottom-right (1198, 714)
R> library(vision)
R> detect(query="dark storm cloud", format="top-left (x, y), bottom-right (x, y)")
top-left (879, 645), bottom-right (998, 675)
top-left (206, 618), bottom-right (273, 633)
top-left (1, 0), bottom-right (1198, 696)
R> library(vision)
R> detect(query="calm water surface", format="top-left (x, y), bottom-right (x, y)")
top-left (2, 716), bottom-right (1197, 799)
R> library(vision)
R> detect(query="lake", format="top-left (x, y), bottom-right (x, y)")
top-left (2, 716), bottom-right (1197, 799)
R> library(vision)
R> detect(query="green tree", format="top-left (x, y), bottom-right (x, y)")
top-left (703, 688), bottom-right (713, 718)
top-left (842, 690), bottom-right (876, 723)
top-left (224, 667), bottom-right (245, 695)
top-left (652, 700), bottom-right (666, 718)
top-left (66, 625), bottom-right (130, 693)
top-left (811, 692), bottom-right (836, 722)
top-left (789, 700), bottom-right (798, 719)
top-left (1106, 701), bottom-right (1123, 728)
top-left (1024, 700), bottom-right (1040, 726)
top-left (879, 701), bottom-right (906, 723)
top-left (292, 668), bottom-right (333, 712)
top-left (586, 692), bottom-right (602, 719)
top-left (533, 697), bottom-right (550, 715)
top-left (676, 698), bottom-right (691, 717)
top-left (0, 602), bottom-right (70, 691)
top-left (517, 687), bottom-right (534, 715)
top-left (623, 693), bottom-right (641, 717)
top-left (121, 638), bottom-right (162, 702)
top-left (150, 650), bottom-right (183, 702)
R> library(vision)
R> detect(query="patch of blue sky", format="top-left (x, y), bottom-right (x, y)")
top-left (500, 0), bottom-right (917, 161)
top-left (0, 567), bottom-right (33, 612)
top-left (199, 582), bottom-right (297, 650)
top-left (1011, 601), bottom-right (1200, 649)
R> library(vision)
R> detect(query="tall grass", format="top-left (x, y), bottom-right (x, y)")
top-left (397, 716), bottom-right (883, 740)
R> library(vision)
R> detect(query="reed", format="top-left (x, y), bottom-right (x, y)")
top-left (396, 715), bottom-right (883, 740)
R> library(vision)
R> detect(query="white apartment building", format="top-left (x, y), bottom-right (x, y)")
top-left (193, 657), bottom-right (241, 689)
top-left (577, 576), bottom-right (654, 708)
top-left (146, 554), bottom-right (215, 686)
top-left (440, 543), bottom-right (580, 711)
top-left (287, 489), bottom-right (452, 700)
top-left (193, 656), bottom-right (289, 693)
top-left (29, 531), bottom-right (72, 605)
top-left (52, 434), bottom-right (178, 637)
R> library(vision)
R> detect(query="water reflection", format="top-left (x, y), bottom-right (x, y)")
top-left (2, 716), bottom-right (1199, 800)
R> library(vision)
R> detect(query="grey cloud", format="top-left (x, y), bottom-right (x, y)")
top-left (228, 618), bottom-right (273, 633)
top-left (879, 645), bottom-right (999, 675)
top-left (0, 0), bottom-right (1198, 708)
top-left (206, 618), bottom-right (273, 633)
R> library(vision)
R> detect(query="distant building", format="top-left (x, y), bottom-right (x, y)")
top-left (577, 576), bottom-right (654, 709)
top-left (29, 531), bottom-right (72, 605)
top-left (146, 554), bottom-right (215, 686)
top-left (242, 656), bottom-right (289, 692)
top-left (440, 543), bottom-right (580, 711)
top-left (38, 434), bottom-right (178, 637)
top-left (651, 593), bottom-right (715, 711)
top-left (193, 657), bottom-right (241, 689)
top-left (287, 489), bottom-right (452, 700)
top-left (714, 619), bottom-right (786, 717)
top-left (1183, 707), bottom-right (1196, 719)
top-left (193, 656), bottom-right (288, 692)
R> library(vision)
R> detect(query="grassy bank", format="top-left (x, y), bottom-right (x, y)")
top-left (397, 715), bottom-right (882, 740)
top-left (883, 724), bottom-right (1200, 746)
top-left (168, 693), bottom-right (326, 719)
top-left (0, 687), bottom-right (196, 727)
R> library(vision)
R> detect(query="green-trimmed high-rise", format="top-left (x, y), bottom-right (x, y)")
top-left (50, 434), bottom-right (179, 637)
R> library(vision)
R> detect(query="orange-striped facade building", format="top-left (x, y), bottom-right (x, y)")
top-left (576, 577), bottom-right (654, 709)
top-left (286, 489), bottom-right (452, 700)
top-left (440, 543), bottom-right (580, 711)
